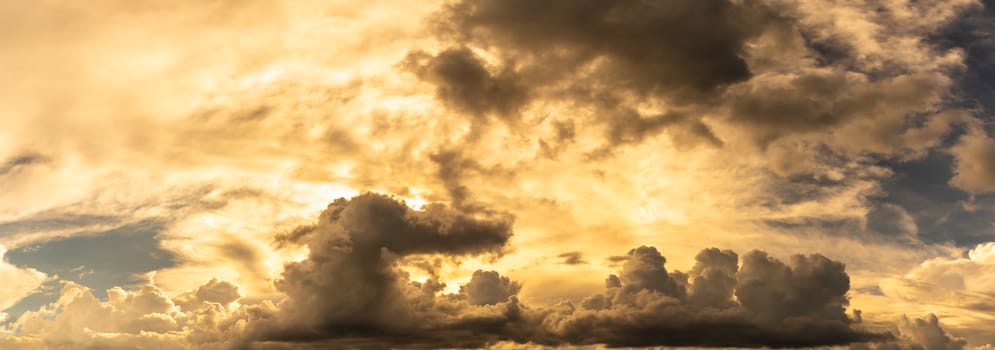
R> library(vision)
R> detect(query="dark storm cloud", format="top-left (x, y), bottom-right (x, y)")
top-left (252, 193), bottom-right (518, 346)
top-left (244, 194), bottom-right (886, 348)
top-left (434, 0), bottom-right (782, 100)
top-left (544, 247), bottom-right (884, 348)
top-left (406, 0), bottom-right (807, 155)
top-left (736, 251), bottom-right (850, 323)
top-left (400, 47), bottom-right (529, 120)
top-left (615, 246), bottom-right (686, 298)
top-left (687, 247), bottom-right (739, 307)
top-left (413, 0), bottom-right (976, 164)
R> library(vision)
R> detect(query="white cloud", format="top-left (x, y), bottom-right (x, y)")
top-left (0, 245), bottom-right (46, 310)
top-left (1, 279), bottom-right (253, 350)
top-left (880, 243), bottom-right (995, 346)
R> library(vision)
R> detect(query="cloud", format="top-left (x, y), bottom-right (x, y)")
top-left (0, 245), bottom-right (46, 311)
top-left (425, 0), bottom-right (781, 153)
top-left (247, 195), bottom-right (885, 347)
top-left (1, 0), bottom-right (994, 347)
top-left (866, 204), bottom-right (919, 238)
top-left (536, 246), bottom-right (885, 348)
top-left (400, 47), bottom-right (529, 121)
top-left (255, 192), bottom-right (517, 345)
top-left (435, 0), bottom-right (782, 100)
top-left (896, 314), bottom-right (969, 350)
top-left (763, 198), bottom-right (922, 245)
top-left (0, 153), bottom-right (49, 178)
top-left (949, 128), bottom-right (995, 194)
top-left (460, 270), bottom-right (522, 306)
top-left (0, 213), bottom-right (122, 239)
top-left (426, 148), bottom-right (518, 208)
top-left (0, 193), bottom-right (899, 348)
top-left (422, 0), bottom-right (977, 161)
top-left (879, 242), bottom-right (995, 346)
top-left (615, 246), bottom-right (686, 298)
top-left (853, 314), bottom-right (969, 350)
top-left (720, 69), bottom-right (952, 150)
top-left (428, 149), bottom-right (478, 206)
top-left (556, 251), bottom-right (586, 265)
top-left (0, 279), bottom-right (252, 350)
top-left (597, 109), bottom-right (723, 153)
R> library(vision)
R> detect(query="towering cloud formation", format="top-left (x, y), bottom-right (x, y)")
top-left (251, 194), bottom-right (886, 348)
top-left (258, 193), bottom-right (520, 346)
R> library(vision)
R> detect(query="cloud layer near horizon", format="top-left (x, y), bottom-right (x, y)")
top-left (3, 194), bottom-right (892, 349)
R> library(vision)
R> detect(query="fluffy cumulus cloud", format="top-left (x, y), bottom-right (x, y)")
top-left (877, 243), bottom-right (995, 346)
top-left (537, 247), bottom-right (883, 348)
top-left (853, 314), bottom-right (972, 350)
top-left (0, 279), bottom-right (249, 349)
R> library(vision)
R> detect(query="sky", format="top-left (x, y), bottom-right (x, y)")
top-left (0, 0), bottom-right (994, 349)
